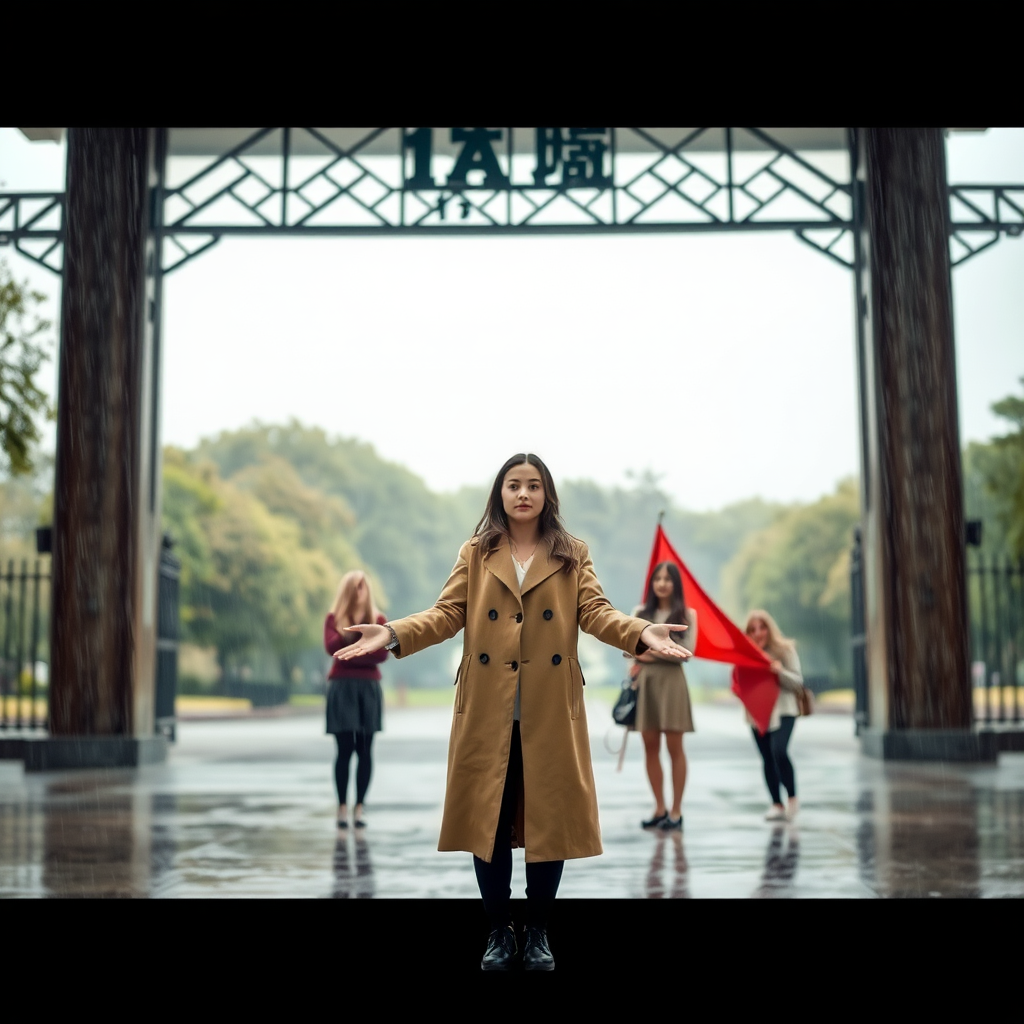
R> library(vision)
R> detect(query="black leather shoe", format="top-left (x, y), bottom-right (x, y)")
top-left (480, 926), bottom-right (517, 971)
top-left (642, 812), bottom-right (669, 829)
top-left (660, 815), bottom-right (683, 831)
top-left (522, 927), bottom-right (555, 971)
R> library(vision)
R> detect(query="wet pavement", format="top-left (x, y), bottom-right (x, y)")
top-left (2, 695), bottom-right (1024, 900)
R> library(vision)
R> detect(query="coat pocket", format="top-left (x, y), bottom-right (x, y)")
top-left (568, 657), bottom-right (586, 721)
top-left (454, 655), bottom-right (470, 715)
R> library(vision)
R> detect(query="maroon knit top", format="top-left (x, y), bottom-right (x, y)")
top-left (325, 613), bottom-right (389, 680)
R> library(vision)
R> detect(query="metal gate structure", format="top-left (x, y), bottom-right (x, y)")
top-left (2, 127), bottom-right (1022, 762)
top-left (4, 127), bottom-right (1022, 275)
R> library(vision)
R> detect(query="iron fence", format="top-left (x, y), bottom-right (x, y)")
top-left (154, 537), bottom-right (181, 741)
top-left (848, 535), bottom-right (1024, 732)
top-left (850, 530), bottom-right (868, 734)
top-left (969, 554), bottom-right (1024, 726)
top-left (0, 559), bottom-right (50, 731)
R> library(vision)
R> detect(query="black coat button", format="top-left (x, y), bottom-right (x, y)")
top-left (551, 654), bottom-right (562, 665)
top-left (479, 653), bottom-right (489, 664)
top-left (511, 661), bottom-right (518, 671)
top-left (543, 610), bottom-right (553, 620)
top-left (488, 609), bottom-right (498, 620)
top-left (515, 612), bottom-right (523, 623)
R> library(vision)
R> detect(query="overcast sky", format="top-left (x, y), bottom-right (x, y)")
top-left (2, 127), bottom-right (1021, 511)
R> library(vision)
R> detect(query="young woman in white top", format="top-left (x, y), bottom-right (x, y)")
top-left (744, 609), bottom-right (805, 821)
top-left (333, 453), bottom-right (690, 972)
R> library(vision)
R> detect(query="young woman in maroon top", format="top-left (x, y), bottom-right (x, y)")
top-left (324, 570), bottom-right (389, 829)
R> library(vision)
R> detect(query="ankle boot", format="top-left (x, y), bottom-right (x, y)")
top-left (522, 926), bottom-right (554, 971)
top-left (480, 925), bottom-right (517, 971)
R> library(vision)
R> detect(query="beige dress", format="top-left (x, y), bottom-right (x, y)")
top-left (630, 606), bottom-right (696, 734)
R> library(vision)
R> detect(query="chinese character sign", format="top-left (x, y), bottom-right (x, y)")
top-left (403, 127), bottom-right (613, 193)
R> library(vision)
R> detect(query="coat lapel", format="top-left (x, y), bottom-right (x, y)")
top-left (521, 542), bottom-right (561, 597)
top-left (483, 536), bottom-right (522, 605)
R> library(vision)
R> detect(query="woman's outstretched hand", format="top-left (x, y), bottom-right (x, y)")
top-left (639, 623), bottom-right (692, 660)
top-left (334, 623), bottom-right (392, 659)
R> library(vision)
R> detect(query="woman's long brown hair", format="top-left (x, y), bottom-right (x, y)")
top-left (473, 453), bottom-right (580, 573)
top-left (639, 561), bottom-right (687, 641)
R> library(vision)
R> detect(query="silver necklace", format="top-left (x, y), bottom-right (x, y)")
top-left (511, 540), bottom-right (537, 567)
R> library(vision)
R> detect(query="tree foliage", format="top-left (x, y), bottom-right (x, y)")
top-left (161, 424), bottom-right (873, 690)
top-left (969, 378), bottom-right (1024, 557)
top-left (1, 414), bottom-right (907, 692)
top-left (0, 260), bottom-right (52, 476)
top-left (721, 479), bottom-right (860, 684)
top-left (161, 447), bottom-right (348, 685)
top-left (194, 422), bottom-right (474, 619)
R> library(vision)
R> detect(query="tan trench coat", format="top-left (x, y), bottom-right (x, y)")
top-left (389, 535), bottom-right (650, 864)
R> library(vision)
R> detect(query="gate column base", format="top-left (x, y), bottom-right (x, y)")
top-left (860, 728), bottom-right (996, 762)
top-left (0, 735), bottom-right (167, 771)
top-left (976, 729), bottom-right (1024, 754)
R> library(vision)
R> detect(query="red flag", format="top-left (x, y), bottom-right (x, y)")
top-left (643, 523), bottom-right (777, 734)
top-left (729, 665), bottom-right (780, 737)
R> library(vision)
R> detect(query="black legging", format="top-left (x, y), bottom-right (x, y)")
top-left (334, 732), bottom-right (374, 806)
top-left (752, 715), bottom-right (796, 805)
top-left (473, 721), bottom-right (564, 930)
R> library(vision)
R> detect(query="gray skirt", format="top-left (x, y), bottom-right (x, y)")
top-left (326, 676), bottom-right (383, 735)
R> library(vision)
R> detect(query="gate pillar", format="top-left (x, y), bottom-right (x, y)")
top-left (853, 127), bottom-right (993, 760)
top-left (38, 127), bottom-right (166, 769)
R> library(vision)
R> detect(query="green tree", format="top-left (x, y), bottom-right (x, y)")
top-left (721, 478), bottom-right (860, 684)
top-left (971, 378), bottom-right (1024, 557)
top-left (194, 422), bottom-right (479, 686)
top-left (230, 453), bottom-right (366, 594)
top-left (0, 454), bottom-right (54, 670)
top-left (161, 450), bottom-right (341, 686)
top-left (0, 452), bottom-right (53, 558)
top-left (0, 261), bottom-right (52, 476)
top-left (160, 449), bottom-right (220, 637)
top-left (164, 421), bottom-right (858, 690)
top-left (195, 421), bottom-right (474, 616)
top-left (963, 442), bottom-right (1009, 553)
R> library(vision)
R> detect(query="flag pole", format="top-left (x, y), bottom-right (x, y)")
top-left (657, 509), bottom-right (665, 527)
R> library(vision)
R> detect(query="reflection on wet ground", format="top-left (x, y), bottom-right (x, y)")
top-left (643, 830), bottom-right (690, 899)
top-left (2, 700), bottom-right (1024, 898)
top-left (753, 825), bottom-right (800, 898)
top-left (331, 831), bottom-right (375, 899)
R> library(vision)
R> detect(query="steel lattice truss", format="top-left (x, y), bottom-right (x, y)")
top-left (1, 128), bottom-right (1021, 275)
top-left (948, 184), bottom-right (1024, 265)
top-left (157, 126), bottom-right (858, 271)
top-left (0, 193), bottom-right (63, 273)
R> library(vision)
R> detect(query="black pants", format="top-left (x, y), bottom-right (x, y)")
top-left (752, 715), bottom-right (796, 805)
top-left (473, 721), bottom-right (564, 930)
top-left (334, 732), bottom-right (373, 806)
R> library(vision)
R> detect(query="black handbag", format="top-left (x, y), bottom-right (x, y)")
top-left (612, 680), bottom-right (638, 727)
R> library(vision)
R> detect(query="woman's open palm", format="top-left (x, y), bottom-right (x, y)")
top-left (334, 623), bottom-right (391, 659)
top-left (640, 622), bottom-right (692, 660)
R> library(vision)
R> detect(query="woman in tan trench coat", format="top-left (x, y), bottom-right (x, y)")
top-left (335, 453), bottom-right (690, 972)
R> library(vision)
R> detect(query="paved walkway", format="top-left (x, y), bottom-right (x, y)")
top-left (2, 696), bottom-right (1023, 899)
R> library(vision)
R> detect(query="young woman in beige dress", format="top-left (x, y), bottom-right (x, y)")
top-left (630, 561), bottom-right (697, 832)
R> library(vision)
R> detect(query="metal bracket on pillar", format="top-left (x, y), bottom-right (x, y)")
top-left (0, 192), bottom-right (64, 274)
top-left (948, 184), bottom-right (1024, 265)
top-left (794, 227), bottom-right (855, 268)
top-left (160, 232), bottom-right (222, 274)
